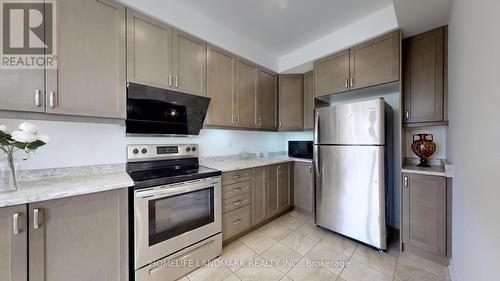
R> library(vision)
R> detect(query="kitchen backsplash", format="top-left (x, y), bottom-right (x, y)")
top-left (0, 118), bottom-right (312, 170)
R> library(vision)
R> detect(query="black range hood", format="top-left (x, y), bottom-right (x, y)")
top-left (126, 83), bottom-right (211, 136)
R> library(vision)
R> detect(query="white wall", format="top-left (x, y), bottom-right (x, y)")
top-left (447, 0), bottom-right (500, 280)
top-left (0, 118), bottom-right (312, 170)
top-left (404, 126), bottom-right (447, 160)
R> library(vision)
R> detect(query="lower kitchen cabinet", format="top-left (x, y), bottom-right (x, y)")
top-left (0, 189), bottom-right (128, 281)
top-left (252, 167), bottom-right (267, 226)
top-left (0, 205), bottom-right (28, 281)
top-left (293, 162), bottom-right (313, 215)
top-left (221, 163), bottom-right (295, 242)
top-left (402, 173), bottom-right (449, 265)
top-left (278, 163), bottom-right (293, 212)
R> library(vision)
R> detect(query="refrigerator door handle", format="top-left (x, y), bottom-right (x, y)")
top-left (314, 111), bottom-right (320, 144)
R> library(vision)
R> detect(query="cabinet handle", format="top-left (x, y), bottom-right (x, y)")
top-left (404, 176), bottom-right (408, 188)
top-left (175, 76), bottom-right (178, 88)
top-left (279, 121), bottom-right (282, 128)
top-left (34, 89), bottom-right (41, 107)
top-left (309, 166), bottom-right (312, 173)
top-left (33, 208), bottom-right (42, 230)
top-left (168, 75), bottom-right (172, 87)
top-left (405, 110), bottom-right (409, 120)
top-left (12, 213), bottom-right (20, 235)
top-left (49, 91), bottom-right (55, 108)
top-left (345, 79), bottom-right (349, 89)
top-left (232, 219), bottom-right (242, 225)
top-left (350, 77), bottom-right (354, 87)
top-left (232, 115), bottom-right (235, 124)
top-left (232, 201), bottom-right (242, 206)
top-left (236, 115), bottom-right (240, 125)
top-left (232, 188), bottom-right (241, 193)
top-left (233, 175), bottom-right (240, 179)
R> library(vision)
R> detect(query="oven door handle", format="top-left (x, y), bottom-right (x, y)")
top-left (136, 177), bottom-right (221, 200)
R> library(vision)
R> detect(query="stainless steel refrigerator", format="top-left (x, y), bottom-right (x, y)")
top-left (314, 98), bottom-right (392, 250)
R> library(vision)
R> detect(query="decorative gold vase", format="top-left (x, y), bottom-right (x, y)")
top-left (411, 133), bottom-right (436, 167)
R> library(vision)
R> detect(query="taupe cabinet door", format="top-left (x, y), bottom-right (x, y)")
top-left (294, 162), bottom-right (313, 213)
top-left (403, 27), bottom-right (445, 124)
top-left (235, 59), bottom-right (258, 128)
top-left (314, 50), bottom-right (350, 97)
top-left (206, 45), bottom-right (236, 127)
top-left (0, 69), bottom-right (45, 113)
top-left (303, 72), bottom-right (314, 129)
top-left (403, 174), bottom-right (446, 258)
top-left (28, 189), bottom-right (128, 281)
top-left (278, 75), bottom-right (304, 131)
top-left (266, 165), bottom-right (279, 217)
top-left (127, 9), bottom-right (173, 90)
top-left (172, 30), bottom-right (207, 96)
top-left (278, 163), bottom-right (293, 211)
top-left (349, 30), bottom-right (400, 90)
top-left (0, 205), bottom-right (27, 281)
top-left (257, 68), bottom-right (278, 130)
top-left (46, 0), bottom-right (126, 118)
top-left (252, 167), bottom-right (266, 226)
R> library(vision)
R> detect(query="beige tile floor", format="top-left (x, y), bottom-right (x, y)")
top-left (179, 211), bottom-right (451, 281)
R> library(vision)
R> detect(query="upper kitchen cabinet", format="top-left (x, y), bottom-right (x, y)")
top-left (0, 69), bottom-right (45, 113)
top-left (172, 29), bottom-right (207, 96)
top-left (303, 71), bottom-right (315, 129)
top-left (403, 26), bottom-right (447, 126)
top-left (127, 9), bottom-right (173, 89)
top-left (46, 0), bottom-right (126, 118)
top-left (349, 30), bottom-right (400, 90)
top-left (235, 58), bottom-right (258, 128)
top-left (314, 50), bottom-right (350, 97)
top-left (127, 9), bottom-right (207, 96)
top-left (206, 44), bottom-right (236, 127)
top-left (314, 30), bottom-right (400, 97)
top-left (257, 68), bottom-right (278, 130)
top-left (278, 75), bottom-right (304, 131)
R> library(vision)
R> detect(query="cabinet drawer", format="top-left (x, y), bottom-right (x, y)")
top-left (222, 180), bottom-right (251, 200)
top-left (222, 205), bottom-right (251, 241)
top-left (222, 169), bottom-right (252, 185)
top-left (222, 193), bottom-right (251, 214)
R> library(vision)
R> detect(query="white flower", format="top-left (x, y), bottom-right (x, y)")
top-left (37, 134), bottom-right (50, 144)
top-left (18, 122), bottom-right (38, 134)
top-left (0, 125), bottom-right (8, 133)
top-left (11, 130), bottom-right (37, 143)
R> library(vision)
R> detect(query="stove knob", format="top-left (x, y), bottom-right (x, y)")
top-left (141, 148), bottom-right (148, 154)
top-left (186, 147), bottom-right (191, 152)
top-left (191, 146), bottom-right (197, 152)
top-left (132, 148), bottom-right (139, 155)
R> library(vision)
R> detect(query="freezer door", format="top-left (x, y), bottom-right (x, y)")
top-left (314, 145), bottom-right (386, 250)
top-left (314, 99), bottom-right (385, 145)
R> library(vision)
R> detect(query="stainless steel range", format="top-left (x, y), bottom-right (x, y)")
top-left (127, 144), bottom-right (222, 281)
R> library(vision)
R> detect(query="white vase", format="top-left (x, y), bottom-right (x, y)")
top-left (0, 153), bottom-right (21, 192)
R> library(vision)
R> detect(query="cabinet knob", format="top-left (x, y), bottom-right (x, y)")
top-left (49, 91), bottom-right (55, 108)
top-left (34, 89), bottom-right (41, 107)
top-left (12, 213), bottom-right (20, 235)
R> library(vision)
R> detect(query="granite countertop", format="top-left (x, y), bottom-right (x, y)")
top-left (0, 164), bottom-right (133, 208)
top-left (200, 153), bottom-right (312, 172)
top-left (402, 159), bottom-right (453, 178)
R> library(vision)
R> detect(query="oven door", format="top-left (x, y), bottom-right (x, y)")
top-left (134, 176), bottom-right (221, 269)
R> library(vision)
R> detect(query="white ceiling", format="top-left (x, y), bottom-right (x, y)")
top-left (393, 0), bottom-right (453, 38)
top-left (180, 0), bottom-right (393, 57)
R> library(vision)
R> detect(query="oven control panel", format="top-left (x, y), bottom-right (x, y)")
top-left (127, 144), bottom-right (198, 161)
